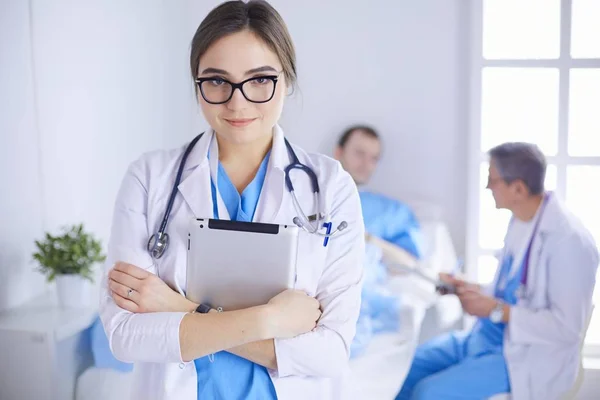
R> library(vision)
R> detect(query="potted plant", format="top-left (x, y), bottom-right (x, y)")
top-left (33, 223), bottom-right (106, 308)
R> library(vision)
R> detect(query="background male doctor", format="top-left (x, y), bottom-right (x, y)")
top-left (397, 142), bottom-right (598, 400)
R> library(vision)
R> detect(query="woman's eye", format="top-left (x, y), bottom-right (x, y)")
top-left (252, 77), bottom-right (268, 85)
top-left (209, 78), bottom-right (225, 86)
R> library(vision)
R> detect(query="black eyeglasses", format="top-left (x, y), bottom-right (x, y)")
top-left (194, 75), bottom-right (279, 104)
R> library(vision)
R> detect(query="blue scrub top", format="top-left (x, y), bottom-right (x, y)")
top-left (195, 152), bottom-right (277, 400)
top-left (359, 191), bottom-right (424, 258)
top-left (468, 253), bottom-right (523, 356)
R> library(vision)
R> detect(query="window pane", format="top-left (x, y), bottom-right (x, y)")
top-left (482, 0), bottom-right (560, 59)
top-left (571, 0), bottom-right (600, 58)
top-left (566, 166), bottom-right (600, 345)
top-left (568, 69), bottom-right (600, 156)
top-left (478, 163), bottom-right (556, 249)
top-left (477, 255), bottom-right (500, 285)
top-left (586, 308), bottom-right (600, 345)
top-left (566, 166), bottom-right (600, 254)
top-left (479, 163), bottom-right (511, 249)
top-left (481, 68), bottom-right (559, 155)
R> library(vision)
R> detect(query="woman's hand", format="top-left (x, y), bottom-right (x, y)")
top-left (265, 289), bottom-right (322, 339)
top-left (109, 262), bottom-right (197, 313)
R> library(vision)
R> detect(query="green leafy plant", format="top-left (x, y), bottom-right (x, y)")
top-left (33, 223), bottom-right (106, 282)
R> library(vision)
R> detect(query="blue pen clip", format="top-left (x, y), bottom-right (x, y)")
top-left (323, 222), bottom-right (332, 247)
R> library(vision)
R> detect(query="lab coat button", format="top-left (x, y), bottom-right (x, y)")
top-left (179, 363), bottom-right (185, 369)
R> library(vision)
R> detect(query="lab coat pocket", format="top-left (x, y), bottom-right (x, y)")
top-left (293, 230), bottom-right (328, 297)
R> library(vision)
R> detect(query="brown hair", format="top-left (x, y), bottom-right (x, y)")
top-left (190, 0), bottom-right (297, 87)
top-left (337, 125), bottom-right (380, 148)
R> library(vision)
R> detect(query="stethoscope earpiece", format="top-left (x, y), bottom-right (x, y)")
top-left (292, 216), bottom-right (304, 228)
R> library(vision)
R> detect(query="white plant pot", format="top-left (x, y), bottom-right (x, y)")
top-left (55, 274), bottom-right (91, 308)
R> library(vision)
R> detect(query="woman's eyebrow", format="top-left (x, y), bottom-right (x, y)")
top-left (200, 67), bottom-right (229, 75)
top-left (199, 65), bottom-right (278, 76)
top-left (245, 65), bottom-right (277, 74)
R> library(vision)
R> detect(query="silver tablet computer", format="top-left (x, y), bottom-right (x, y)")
top-left (186, 218), bottom-right (299, 311)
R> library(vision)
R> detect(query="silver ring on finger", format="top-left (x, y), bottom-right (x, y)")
top-left (127, 288), bottom-right (133, 298)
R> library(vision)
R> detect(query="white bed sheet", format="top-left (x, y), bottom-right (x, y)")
top-left (345, 304), bottom-right (427, 400)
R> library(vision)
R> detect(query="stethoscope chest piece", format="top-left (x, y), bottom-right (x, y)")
top-left (147, 232), bottom-right (170, 259)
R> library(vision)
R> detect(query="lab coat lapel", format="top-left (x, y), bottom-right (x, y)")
top-left (254, 125), bottom-right (287, 223)
top-left (524, 232), bottom-right (547, 299)
top-left (207, 135), bottom-right (231, 220)
top-left (177, 131), bottom-right (216, 220)
top-left (523, 193), bottom-right (560, 298)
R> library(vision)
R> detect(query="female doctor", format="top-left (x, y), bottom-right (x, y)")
top-left (100, 1), bottom-right (365, 399)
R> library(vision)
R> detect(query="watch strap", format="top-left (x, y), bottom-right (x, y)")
top-left (195, 303), bottom-right (212, 314)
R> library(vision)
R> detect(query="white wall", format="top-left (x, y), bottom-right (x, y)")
top-left (0, 0), bottom-right (46, 310)
top-left (1, 0), bottom-right (468, 311)
top-left (0, 0), bottom-right (203, 311)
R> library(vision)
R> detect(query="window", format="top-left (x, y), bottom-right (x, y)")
top-left (468, 0), bottom-right (600, 354)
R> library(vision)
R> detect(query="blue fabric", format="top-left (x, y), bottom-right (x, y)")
top-left (359, 191), bottom-right (424, 259)
top-left (396, 332), bottom-right (510, 400)
top-left (397, 253), bottom-right (522, 399)
top-left (468, 254), bottom-right (522, 355)
top-left (196, 153), bottom-right (276, 400)
top-left (350, 243), bottom-right (400, 358)
top-left (90, 316), bottom-right (133, 372)
top-left (209, 151), bottom-right (270, 221)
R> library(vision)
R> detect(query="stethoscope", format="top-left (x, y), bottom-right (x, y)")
top-left (147, 132), bottom-right (348, 259)
top-left (497, 192), bottom-right (551, 298)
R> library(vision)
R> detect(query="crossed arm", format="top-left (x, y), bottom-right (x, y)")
top-left (109, 262), bottom-right (306, 369)
top-left (101, 160), bottom-right (364, 376)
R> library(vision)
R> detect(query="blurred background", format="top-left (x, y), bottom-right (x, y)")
top-left (1, 0), bottom-right (599, 399)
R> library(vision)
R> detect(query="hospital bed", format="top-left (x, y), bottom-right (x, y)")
top-left (344, 203), bottom-right (462, 399)
top-left (74, 203), bottom-right (461, 400)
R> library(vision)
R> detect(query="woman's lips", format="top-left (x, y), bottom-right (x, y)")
top-left (225, 118), bottom-right (257, 128)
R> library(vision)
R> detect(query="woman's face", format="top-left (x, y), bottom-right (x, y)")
top-left (196, 30), bottom-right (287, 146)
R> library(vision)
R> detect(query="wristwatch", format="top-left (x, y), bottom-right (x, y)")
top-left (195, 303), bottom-right (212, 314)
top-left (489, 301), bottom-right (505, 323)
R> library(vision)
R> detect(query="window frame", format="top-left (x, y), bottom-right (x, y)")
top-left (467, 0), bottom-right (600, 356)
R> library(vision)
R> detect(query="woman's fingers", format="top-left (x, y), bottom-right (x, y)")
top-left (111, 290), bottom-right (140, 313)
top-left (109, 269), bottom-right (142, 291)
top-left (113, 262), bottom-right (151, 279)
top-left (109, 278), bottom-right (139, 304)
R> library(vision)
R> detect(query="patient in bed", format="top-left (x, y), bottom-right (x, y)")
top-left (333, 124), bottom-right (425, 264)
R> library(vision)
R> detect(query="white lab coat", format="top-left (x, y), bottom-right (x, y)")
top-left (486, 193), bottom-right (599, 400)
top-left (99, 126), bottom-right (365, 400)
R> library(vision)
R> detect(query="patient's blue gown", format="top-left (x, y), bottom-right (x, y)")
top-left (359, 191), bottom-right (424, 259)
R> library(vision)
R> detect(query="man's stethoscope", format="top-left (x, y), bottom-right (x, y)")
top-left (500, 192), bottom-right (551, 299)
top-left (147, 132), bottom-right (348, 259)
